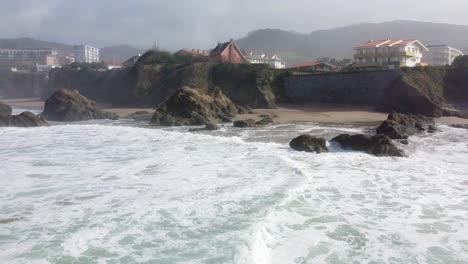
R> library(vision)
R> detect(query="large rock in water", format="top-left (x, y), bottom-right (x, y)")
top-left (151, 87), bottom-right (245, 126)
top-left (290, 135), bottom-right (329, 153)
top-left (0, 101), bottom-right (12, 116)
top-left (331, 134), bottom-right (404, 157)
top-left (233, 119), bottom-right (257, 128)
top-left (42, 89), bottom-right (118, 122)
top-left (376, 112), bottom-right (436, 139)
top-left (0, 111), bottom-right (48, 127)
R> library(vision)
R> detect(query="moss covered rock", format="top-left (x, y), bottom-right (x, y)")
top-left (0, 111), bottom-right (48, 127)
top-left (376, 112), bottom-right (436, 139)
top-left (43, 89), bottom-right (118, 121)
top-left (0, 101), bottom-right (12, 116)
top-left (150, 87), bottom-right (244, 126)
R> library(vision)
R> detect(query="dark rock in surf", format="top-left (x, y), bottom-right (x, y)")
top-left (290, 135), bottom-right (329, 153)
top-left (255, 115), bottom-right (274, 125)
top-left (331, 133), bottom-right (404, 157)
top-left (42, 89), bottom-right (118, 122)
top-left (0, 111), bottom-right (48, 127)
top-left (234, 119), bottom-right (257, 128)
top-left (376, 112), bottom-right (436, 139)
top-left (450, 124), bottom-right (468, 129)
top-left (189, 122), bottom-right (220, 132)
top-left (0, 101), bottom-right (12, 116)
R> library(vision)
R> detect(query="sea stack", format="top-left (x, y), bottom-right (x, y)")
top-left (42, 89), bottom-right (118, 122)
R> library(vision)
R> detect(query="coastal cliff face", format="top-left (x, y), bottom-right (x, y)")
top-left (377, 67), bottom-right (449, 116)
top-left (2, 72), bottom-right (48, 98)
top-left (285, 57), bottom-right (468, 117)
top-left (45, 62), bottom-right (280, 109)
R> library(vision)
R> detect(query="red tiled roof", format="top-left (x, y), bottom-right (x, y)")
top-left (288, 61), bottom-right (336, 69)
top-left (353, 39), bottom-right (426, 49)
top-left (103, 60), bottom-right (123, 66)
top-left (179, 49), bottom-right (209, 56)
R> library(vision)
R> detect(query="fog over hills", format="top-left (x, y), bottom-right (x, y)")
top-left (236, 20), bottom-right (468, 63)
top-left (2, 20), bottom-right (468, 64)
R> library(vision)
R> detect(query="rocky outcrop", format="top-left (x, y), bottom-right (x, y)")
top-left (189, 123), bottom-right (220, 132)
top-left (151, 87), bottom-right (244, 126)
top-left (290, 135), bottom-right (329, 153)
top-left (234, 115), bottom-right (275, 128)
top-left (255, 115), bottom-right (274, 125)
top-left (376, 112), bottom-right (436, 139)
top-left (42, 89), bottom-right (118, 122)
top-left (0, 101), bottom-right (12, 116)
top-left (0, 111), bottom-right (48, 127)
top-left (331, 134), bottom-right (404, 157)
top-left (234, 119), bottom-right (257, 128)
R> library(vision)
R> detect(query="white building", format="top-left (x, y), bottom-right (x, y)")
top-left (0, 48), bottom-right (57, 65)
top-left (353, 39), bottom-right (428, 68)
top-left (74, 45), bottom-right (100, 63)
top-left (424, 45), bottom-right (464, 66)
top-left (245, 53), bottom-right (286, 69)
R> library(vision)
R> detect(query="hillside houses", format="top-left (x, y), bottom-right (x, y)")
top-left (353, 39), bottom-right (428, 69)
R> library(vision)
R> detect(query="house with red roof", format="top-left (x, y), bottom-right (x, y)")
top-left (176, 49), bottom-right (209, 57)
top-left (209, 39), bottom-right (247, 64)
top-left (353, 39), bottom-right (429, 68)
top-left (288, 61), bottom-right (336, 72)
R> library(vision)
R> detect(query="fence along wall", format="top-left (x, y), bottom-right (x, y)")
top-left (284, 70), bottom-right (401, 105)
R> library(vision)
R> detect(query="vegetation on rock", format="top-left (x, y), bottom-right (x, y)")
top-left (0, 111), bottom-right (48, 127)
top-left (43, 89), bottom-right (118, 121)
top-left (376, 112), bottom-right (436, 139)
top-left (0, 101), bottom-right (12, 116)
top-left (150, 87), bottom-right (245, 126)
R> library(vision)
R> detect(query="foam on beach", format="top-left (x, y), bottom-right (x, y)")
top-left (1, 121), bottom-right (467, 263)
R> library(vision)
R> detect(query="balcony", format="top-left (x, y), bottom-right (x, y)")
top-left (354, 51), bottom-right (421, 59)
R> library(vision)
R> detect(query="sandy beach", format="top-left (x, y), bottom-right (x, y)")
top-left (2, 98), bottom-right (468, 125)
top-left (236, 103), bottom-right (468, 125)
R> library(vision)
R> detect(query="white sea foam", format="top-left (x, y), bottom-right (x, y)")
top-left (0, 121), bottom-right (467, 263)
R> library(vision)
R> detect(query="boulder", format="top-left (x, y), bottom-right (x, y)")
top-left (0, 101), bottom-right (12, 116)
top-left (256, 115), bottom-right (274, 125)
top-left (290, 135), bottom-right (329, 153)
top-left (151, 87), bottom-right (244, 126)
top-left (0, 111), bottom-right (48, 127)
top-left (128, 110), bottom-right (151, 117)
top-left (42, 89), bottom-right (118, 122)
top-left (189, 123), bottom-right (220, 132)
top-left (376, 112), bottom-right (436, 139)
top-left (234, 119), bottom-right (257, 128)
top-left (127, 110), bottom-right (153, 121)
top-left (331, 133), bottom-right (404, 157)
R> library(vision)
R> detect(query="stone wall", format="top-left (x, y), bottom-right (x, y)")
top-left (284, 70), bottom-right (401, 106)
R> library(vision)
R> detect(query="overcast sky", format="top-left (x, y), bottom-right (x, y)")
top-left (1, 0), bottom-right (467, 50)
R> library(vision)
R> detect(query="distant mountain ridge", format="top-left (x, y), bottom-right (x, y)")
top-left (236, 20), bottom-right (468, 64)
top-left (0, 37), bottom-right (145, 62)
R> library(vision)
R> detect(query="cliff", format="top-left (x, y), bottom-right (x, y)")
top-left (284, 56), bottom-right (468, 117)
top-left (45, 61), bottom-right (282, 109)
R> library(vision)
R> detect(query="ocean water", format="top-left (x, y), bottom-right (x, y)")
top-left (1, 119), bottom-right (468, 264)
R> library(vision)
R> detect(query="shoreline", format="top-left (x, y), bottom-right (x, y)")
top-left (3, 98), bottom-right (468, 125)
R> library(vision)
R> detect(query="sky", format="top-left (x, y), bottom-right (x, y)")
top-left (1, 0), bottom-right (468, 50)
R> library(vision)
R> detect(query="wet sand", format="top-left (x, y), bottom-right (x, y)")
top-left (2, 98), bottom-right (468, 125)
top-left (1, 98), bottom-right (44, 111)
